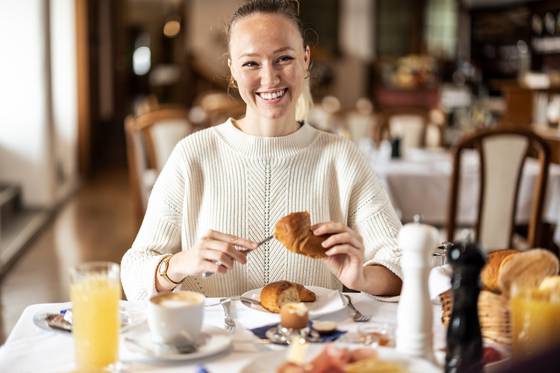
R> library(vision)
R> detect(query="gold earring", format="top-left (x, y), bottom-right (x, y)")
top-left (230, 77), bottom-right (238, 89)
top-left (304, 60), bottom-right (313, 79)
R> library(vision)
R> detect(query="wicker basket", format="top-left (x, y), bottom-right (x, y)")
top-left (440, 290), bottom-right (511, 345)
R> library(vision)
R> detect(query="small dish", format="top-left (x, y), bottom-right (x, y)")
top-left (123, 323), bottom-right (232, 361)
top-left (265, 325), bottom-right (321, 345)
top-left (336, 322), bottom-right (396, 347)
top-left (312, 320), bottom-right (337, 335)
top-left (357, 322), bottom-right (395, 347)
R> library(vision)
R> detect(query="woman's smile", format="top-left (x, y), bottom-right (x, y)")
top-left (256, 88), bottom-right (288, 103)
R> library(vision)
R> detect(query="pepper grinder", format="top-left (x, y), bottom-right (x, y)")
top-left (396, 216), bottom-right (439, 360)
top-left (445, 241), bottom-right (485, 373)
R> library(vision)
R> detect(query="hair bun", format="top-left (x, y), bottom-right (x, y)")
top-left (283, 0), bottom-right (300, 15)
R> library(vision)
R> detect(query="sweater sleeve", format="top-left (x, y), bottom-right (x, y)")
top-left (346, 147), bottom-right (403, 281)
top-left (121, 143), bottom-right (186, 301)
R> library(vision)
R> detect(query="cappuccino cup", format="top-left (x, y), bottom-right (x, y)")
top-left (147, 291), bottom-right (205, 345)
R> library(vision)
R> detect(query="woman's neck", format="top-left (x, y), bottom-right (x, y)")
top-left (234, 110), bottom-right (300, 137)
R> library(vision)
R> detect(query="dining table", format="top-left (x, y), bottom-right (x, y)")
top-left (0, 293), bottom-right (447, 372)
top-left (358, 140), bottom-right (560, 245)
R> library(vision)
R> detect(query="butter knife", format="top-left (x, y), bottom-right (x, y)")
top-left (202, 235), bottom-right (273, 278)
top-left (239, 296), bottom-right (261, 307)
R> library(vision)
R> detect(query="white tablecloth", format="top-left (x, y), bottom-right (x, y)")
top-left (0, 294), bottom-right (445, 373)
top-left (359, 141), bottom-right (560, 244)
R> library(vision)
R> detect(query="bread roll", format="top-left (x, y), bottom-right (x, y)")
top-left (294, 283), bottom-right (317, 302)
top-left (260, 281), bottom-right (300, 313)
top-left (498, 249), bottom-right (559, 296)
top-left (274, 211), bottom-right (328, 258)
top-left (481, 249), bottom-right (519, 292)
top-left (260, 281), bottom-right (316, 313)
top-left (539, 276), bottom-right (560, 294)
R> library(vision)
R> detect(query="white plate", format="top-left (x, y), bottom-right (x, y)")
top-left (241, 344), bottom-right (441, 373)
top-left (241, 286), bottom-right (345, 318)
top-left (123, 323), bottom-right (232, 361)
top-left (32, 308), bottom-right (143, 334)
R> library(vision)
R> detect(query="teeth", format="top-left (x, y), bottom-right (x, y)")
top-left (259, 89), bottom-right (285, 100)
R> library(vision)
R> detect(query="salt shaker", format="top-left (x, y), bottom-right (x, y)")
top-left (396, 218), bottom-right (439, 360)
top-left (445, 241), bottom-right (485, 373)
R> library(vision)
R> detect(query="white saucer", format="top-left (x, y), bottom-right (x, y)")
top-left (124, 323), bottom-right (232, 361)
top-left (241, 286), bottom-right (345, 318)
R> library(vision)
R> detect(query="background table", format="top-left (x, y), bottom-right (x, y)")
top-left (0, 294), bottom-right (445, 372)
top-left (358, 141), bottom-right (560, 245)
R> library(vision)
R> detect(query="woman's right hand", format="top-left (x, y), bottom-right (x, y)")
top-left (168, 230), bottom-right (258, 278)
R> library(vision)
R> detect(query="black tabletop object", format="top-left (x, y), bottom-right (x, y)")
top-left (445, 240), bottom-right (486, 373)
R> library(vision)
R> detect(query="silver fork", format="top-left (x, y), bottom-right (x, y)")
top-left (340, 292), bottom-right (370, 322)
top-left (221, 298), bottom-right (236, 331)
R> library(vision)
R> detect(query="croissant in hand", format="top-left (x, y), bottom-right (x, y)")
top-left (274, 211), bottom-right (328, 259)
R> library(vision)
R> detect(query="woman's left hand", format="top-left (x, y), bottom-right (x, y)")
top-left (312, 221), bottom-right (366, 291)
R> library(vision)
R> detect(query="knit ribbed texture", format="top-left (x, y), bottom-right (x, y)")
top-left (121, 119), bottom-right (403, 301)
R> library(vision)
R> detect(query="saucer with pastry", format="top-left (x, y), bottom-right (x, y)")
top-left (241, 280), bottom-right (345, 318)
top-left (240, 212), bottom-right (346, 317)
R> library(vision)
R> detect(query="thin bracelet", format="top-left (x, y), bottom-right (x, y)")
top-left (158, 254), bottom-right (186, 285)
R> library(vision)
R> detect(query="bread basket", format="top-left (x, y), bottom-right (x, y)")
top-left (440, 290), bottom-right (511, 345)
top-left (439, 248), bottom-right (559, 346)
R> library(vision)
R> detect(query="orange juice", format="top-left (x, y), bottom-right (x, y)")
top-left (511, 287), bottom-right (560, 358)
top-left (71, 270), bottom-right (121, 371)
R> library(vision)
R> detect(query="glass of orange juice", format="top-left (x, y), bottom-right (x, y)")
top-left (510, 281), bottom-right (560, 359)
top-left (70, 262), bottom-right (121, 372)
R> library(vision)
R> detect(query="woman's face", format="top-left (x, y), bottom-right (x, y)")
top-left (229, 13), bottom-right (310, 120)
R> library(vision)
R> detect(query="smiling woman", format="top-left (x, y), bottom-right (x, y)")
top-left (224, 1), bottom-right (317, 136)
top-left (227, 6), bottom-right (311, 135)
top-left (120, 0), bottom-right (403, 301)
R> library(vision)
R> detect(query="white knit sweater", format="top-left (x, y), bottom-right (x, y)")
top-left (121, 119), bottom-right (402, 301)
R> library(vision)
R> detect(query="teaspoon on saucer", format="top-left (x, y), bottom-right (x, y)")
top-left (124, 336), bottom-right (198, 355)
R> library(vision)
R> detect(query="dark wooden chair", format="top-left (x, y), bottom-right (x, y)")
top-left (446, 128), bottom-right (551, 250)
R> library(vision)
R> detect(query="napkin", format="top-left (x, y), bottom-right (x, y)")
top-left (429, 264), bottom-right (452, 301)
top-left (250, 322), bottom-right (346, 343)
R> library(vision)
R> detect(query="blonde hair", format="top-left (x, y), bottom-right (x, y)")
top-left (296, 76), bottom-right (313, 122)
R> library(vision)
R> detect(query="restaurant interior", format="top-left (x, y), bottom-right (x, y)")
top-left (0, 0), bottom-right (560, 371)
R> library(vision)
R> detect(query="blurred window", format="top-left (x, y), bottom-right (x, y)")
top-left (424, 0), bottom-right (458, 59)
top-left (376, 0), bottom-right (414, 56)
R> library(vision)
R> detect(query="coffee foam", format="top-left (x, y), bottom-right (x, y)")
top-left (151, 291), bottom-right (203, 306)
top-left (159, 299), bottom-right (191, 308)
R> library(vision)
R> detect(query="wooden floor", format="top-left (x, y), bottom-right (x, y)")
top-left (0, 169), bottom-right (135, 343)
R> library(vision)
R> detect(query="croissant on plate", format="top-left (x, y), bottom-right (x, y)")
top-left (274, 211), bottom-right (328, 259)
top-left (260, 281), bottom-right (317, 313)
